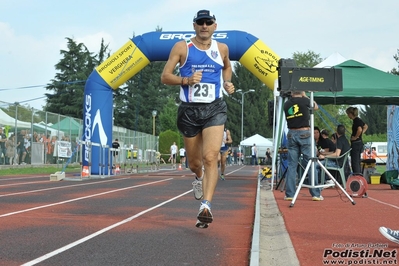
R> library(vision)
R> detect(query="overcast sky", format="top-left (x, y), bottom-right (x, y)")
top-left (1, 0), bottom-right (398, 110)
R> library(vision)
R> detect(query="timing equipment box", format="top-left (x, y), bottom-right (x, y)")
top-left (277, 59), bottom-right (343, 92)
top-left (278, 67), bottom-right (343, 92)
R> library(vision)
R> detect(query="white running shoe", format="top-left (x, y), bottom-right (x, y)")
top-left (379, 227), bottom-right (399, 244)
top-left (312, 195), bottom-right (324, 201)
top-left (197, 202), bottom-right (213, 224)
top-left (192, 178), bottom-right (203, 200)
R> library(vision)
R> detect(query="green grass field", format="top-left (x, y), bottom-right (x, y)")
top-left (0, 166), bottom-right (80, 176)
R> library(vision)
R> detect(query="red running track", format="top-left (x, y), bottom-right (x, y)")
top-left (273, 184), bottom-right (399, 266)
top-left (0, 165), bottom-right (259, 266)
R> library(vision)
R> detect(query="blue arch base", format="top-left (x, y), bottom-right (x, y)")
top-left (83, 71), bottom-right (113, 175)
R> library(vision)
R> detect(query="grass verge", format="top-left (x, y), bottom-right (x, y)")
top-left (0, 165), bottom-right (80, 176)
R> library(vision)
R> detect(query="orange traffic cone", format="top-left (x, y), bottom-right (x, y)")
top-left (178, 164), bottom-right (182, 170)
top-left (115, 165), bottom-right (121, 174)
top-left (82, 166), bottom-right (89, 177)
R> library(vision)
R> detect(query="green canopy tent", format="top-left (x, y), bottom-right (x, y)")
top-left (50, 117), bottom-right (82, 136)
top-left (313, 60), bottom-right (399, 105)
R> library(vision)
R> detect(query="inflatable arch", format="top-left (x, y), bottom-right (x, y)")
top-left (83, 30), bottom-right (280, 174)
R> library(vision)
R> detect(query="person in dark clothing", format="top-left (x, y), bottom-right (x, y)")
top-left (0, 127), bottom-right (7, 165)
top-left (283, 91), bottom-right (322, 201)
top-left (112, 138), bottom-right (120, 164)
top-left (346, 107), bottom-right (368, 174)
top-left (317, 125), bottom-right (351, 184)
top-left (314, 127), bottom-right (335, 156)
top-left (233, 149), bottom-right (238, 165)
top-left (265, 148), bottom-right (272, 165)
top-left (16, 130), bottom-right (26, 165)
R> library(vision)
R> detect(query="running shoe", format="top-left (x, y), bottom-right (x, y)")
top-left (379, 227), bottom-right (399, 244)
top-left (219, 174), bottom-right (225, 180)
top-left (284, 196), bottom-right (293, 201)
top-left (197, 201), bottom-right (213, 224)
top-left (192, 178), bottom-right (203, 200)
top-left (325, 179), bottom-right (335, 187)
top-left (312, 195), bottom-right (324, 201)
top-left (195, 220), bottom-right (209, 229)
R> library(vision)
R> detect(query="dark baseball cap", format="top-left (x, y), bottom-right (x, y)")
top-left (193, 10), bottom-right (216, 22)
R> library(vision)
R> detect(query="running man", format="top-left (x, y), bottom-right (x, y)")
top-left (161, 10), bottom-right (235, 229)
top-left (218, 128), bottom-right (232, 180)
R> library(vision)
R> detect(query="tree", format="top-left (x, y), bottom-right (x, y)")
top-left (44, 38), bottom-right (109, 118)
top-left (113, 58), bottom-right (176, 135)
top-left (226, 62), bottom-right (273, 146)
top-left (112, 26), bottom-right (179, 135)
top-left (292, 50), bottom-right (323, 68)
top-left (359, 105), bottom-right (387, 135)
top-left (391, 49), bottom-right (399, 75)
top-left (159, 98), bottom-right (178, 133)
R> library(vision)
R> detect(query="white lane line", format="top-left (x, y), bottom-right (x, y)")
top-left (250, 177), bottom-right (261, 266)
top-left (21, 189), bottom-right (192, 266)
top-left (225, 166), bottom-right (246, 176)
top-left (0, 177), bottom-right (132, 197)
top-left (368, 196), bottom-right (399, 210)
top-left (0, 176), bottom-right (48, 181)
top-left (0, 180), bottom-right (49, 187)
top-left (0, 178), bottom-right (173, 218)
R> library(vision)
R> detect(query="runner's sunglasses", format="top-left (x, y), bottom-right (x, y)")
top-left (195, 19), bottom-right (215, 26)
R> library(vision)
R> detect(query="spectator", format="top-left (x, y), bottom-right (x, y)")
top-left (317, 124), bottom-right (351, 185)
top-left (283, 90), bottom-right (322, 201)
top-left (314, 127), bottom-right (335, 156)
top-left (47, 136), bottom-right (57, 164)
top-left (6, 135), bottom-right (16, 165)
top-left (227, 147), bottom-right (232, 165)
top-left (16, 130), bottom-right (26, 165)
top-left (233, 149), bottom-right (238, 165)
top-left (251, 144), bottom-right (257, 165)
top-left (346, 106), bottom-right (368, 174)
top-left (112, 138), bottom-right (120, 164)
top-left (22, 133), bottom-right (31, 164)
top-left (0, 127), bottom-right (7, 165)
top-left (265, 148), bottom-right (272, 165)
top-left (170, 142), bottom-right (178, 169)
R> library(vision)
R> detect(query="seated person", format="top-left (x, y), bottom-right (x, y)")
top-left (320, 129), bottom-right (336, 153)
top-left (317, 124), bottom-right (351, 185)
top-left (314, 127), bottom-right (335, 156)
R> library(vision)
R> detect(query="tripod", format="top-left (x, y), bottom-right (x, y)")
top-left (290, 91), bottom-right (356, 207)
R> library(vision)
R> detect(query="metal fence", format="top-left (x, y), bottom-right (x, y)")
top-left (0, 101), bottom-right (158, 166)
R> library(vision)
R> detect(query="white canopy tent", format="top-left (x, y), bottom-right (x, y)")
top-left (314, 52), bottom-right (347, 68)
top-left (240, 134), bottom-right (273, 160)
top-left (0, 108), bottom-right (31, 128)
top-left (240, 134), bottom-right (273, 147)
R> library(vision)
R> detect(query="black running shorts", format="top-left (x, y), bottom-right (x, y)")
top-left (177, 98), bottom-right (227, 137)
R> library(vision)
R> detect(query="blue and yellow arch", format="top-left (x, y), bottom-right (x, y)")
top-left (83, 30), bottom-right (280, 174)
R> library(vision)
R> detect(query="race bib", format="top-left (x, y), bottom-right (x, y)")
top-left (188, 82), bottom-right (216, 103)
